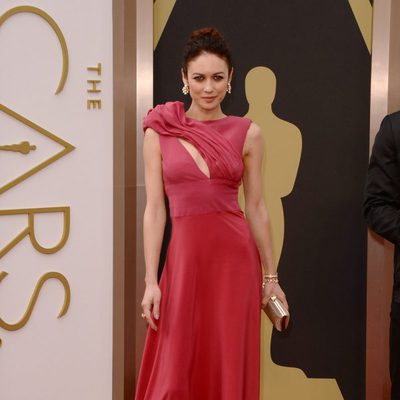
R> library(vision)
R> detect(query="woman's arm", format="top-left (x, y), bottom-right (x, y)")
top-left (141, 128), bottom-right (166, 330)
top-left (242, 122), bottom-right (288, 308)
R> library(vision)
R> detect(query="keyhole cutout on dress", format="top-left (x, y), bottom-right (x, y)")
top-left (177, 138), bottom-right (211, 179)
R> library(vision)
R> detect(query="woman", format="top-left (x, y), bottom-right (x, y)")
top-left (135, 27), bottom-right (288, 399)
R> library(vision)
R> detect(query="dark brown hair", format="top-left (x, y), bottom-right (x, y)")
top-left (182, 27), bottom-right (233, 76)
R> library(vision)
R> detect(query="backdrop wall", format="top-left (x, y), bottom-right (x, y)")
top-left (0, 1), bottom-right (113, 399)
top-left (151, 1), bottom-right (371, 399)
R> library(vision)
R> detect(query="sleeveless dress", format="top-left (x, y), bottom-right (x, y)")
top-left (135, 101), bottom-right (263, 400)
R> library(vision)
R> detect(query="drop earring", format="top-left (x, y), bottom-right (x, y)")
top-left (227, 82), bottom-right (232, 94)
top-left (182, 84), bottom-right (189, 95)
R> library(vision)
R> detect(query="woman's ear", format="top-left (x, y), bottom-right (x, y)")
top-left (181, 68), bottom-right (188, 85)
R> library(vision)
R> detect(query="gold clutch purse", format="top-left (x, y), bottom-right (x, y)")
top-left (263, 295), bottom-right (290, 332)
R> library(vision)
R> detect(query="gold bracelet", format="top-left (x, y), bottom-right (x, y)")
top-left (263, 273), bottom-right (278, 278)
top-left (262, 274), bottom-right (279, 288)
top-left (264, 277), bottom-right (279, 283)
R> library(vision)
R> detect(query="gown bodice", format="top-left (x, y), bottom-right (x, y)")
top-left (143, 101), bottom-right (252, 217)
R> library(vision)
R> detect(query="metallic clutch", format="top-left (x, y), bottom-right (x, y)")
top-left (263, 295), bottom-right (290, 332)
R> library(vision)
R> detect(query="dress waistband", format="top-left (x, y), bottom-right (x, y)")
top-left (166, 178), bottom-right (241, 217)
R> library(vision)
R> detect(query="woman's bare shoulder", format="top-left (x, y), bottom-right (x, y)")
top-left (143, 128), bottom-right (161, 154)
top-left (247, 121), bottom-right (262, 138)
top-left (144, 127), bottom-right (161, 141)
top-left (243, 122), bottom-right (263, 155)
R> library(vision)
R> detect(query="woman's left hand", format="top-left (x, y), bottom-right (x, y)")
top-left (261, 282), bottom-right (289, 310)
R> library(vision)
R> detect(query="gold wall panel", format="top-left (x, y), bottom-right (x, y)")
top-left (153, 0), bottom-right (176, 50)
top-left (348, 0), bottom-right (373, 53)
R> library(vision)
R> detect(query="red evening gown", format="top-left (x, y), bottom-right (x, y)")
top-left (135, 101), bottom-right (263, 400)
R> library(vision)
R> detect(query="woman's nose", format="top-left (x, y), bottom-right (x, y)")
top-left (203, 80), bottom-right (214, 92)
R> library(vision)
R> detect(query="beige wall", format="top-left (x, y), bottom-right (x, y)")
top-left (0, 2), bottom-right (113, 399)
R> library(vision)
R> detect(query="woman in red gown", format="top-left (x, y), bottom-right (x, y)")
top-left (135, 27), bottom-right (288, 400)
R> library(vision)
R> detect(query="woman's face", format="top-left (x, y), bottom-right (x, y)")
top-left (182, 52), bottom-right (232, 112)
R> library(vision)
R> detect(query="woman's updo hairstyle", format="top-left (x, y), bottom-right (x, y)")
top-left (182, 27), bottom-right (233, 76)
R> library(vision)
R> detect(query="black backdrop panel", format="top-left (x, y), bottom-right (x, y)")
top-left (154, 1), bottom-right (370, 399)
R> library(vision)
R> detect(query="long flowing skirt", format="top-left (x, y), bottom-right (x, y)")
top-left (135, 209), bottom-right (262, 400)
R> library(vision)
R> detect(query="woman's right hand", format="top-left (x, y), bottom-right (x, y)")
top-left (261, 282), bottom-right (289, 311)
top-left (141, 283), bottom-right (162, 331)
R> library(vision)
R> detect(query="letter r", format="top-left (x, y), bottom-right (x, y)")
top-left (0, 207), bottom-right (70, 258)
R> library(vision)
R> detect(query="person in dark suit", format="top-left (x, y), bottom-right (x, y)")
top-left (363, 112), bottom-right (400, 399)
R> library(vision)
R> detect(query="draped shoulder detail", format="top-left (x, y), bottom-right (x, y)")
top-left (143, 101), bottom-right (246, 181)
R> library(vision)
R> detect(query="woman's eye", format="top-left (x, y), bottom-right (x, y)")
top-left (214, 76), bottom-right (223, 81)
top-left (194, 76), bottom-right (204, 81)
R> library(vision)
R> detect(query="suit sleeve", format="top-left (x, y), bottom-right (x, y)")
top-left (363, 115), bottom-right (400, 244)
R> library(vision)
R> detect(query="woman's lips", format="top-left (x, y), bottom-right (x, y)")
top-left (202, 96), bottom-right (217, 102)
